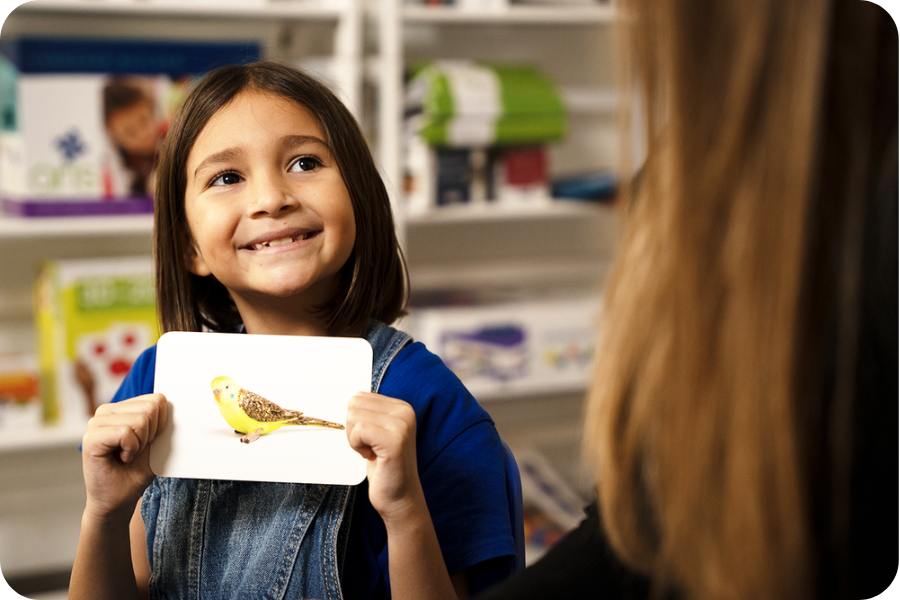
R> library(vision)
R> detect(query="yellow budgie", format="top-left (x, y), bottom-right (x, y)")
top-left (210, 375), bottom-right (345, 444)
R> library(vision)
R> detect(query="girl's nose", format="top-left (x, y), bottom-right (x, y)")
top-left (247, 176), bottom-right (300, 218)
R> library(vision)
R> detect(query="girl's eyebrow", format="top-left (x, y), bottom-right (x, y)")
top-left (279, 134), bottom-right (330, 153)
top-left (192, 148), bottom-right (244, 180)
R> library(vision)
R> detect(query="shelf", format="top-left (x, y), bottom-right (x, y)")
top-left (467, 379), bottom-right (588, 402)
top-left (560, 85), bottom-right (619, 115)
top-left (15, 0), bottom-right (348, 20)
top-left (0, 422), bottom-right (84, 454)
top-left (402, 3), bottom-right (616, 24)
top-left (0, 213), bottom-right (153, 238)
top-left (409, 257), bottom-right (609, 291)
top-left (405, 199), bottom-right (613, 225)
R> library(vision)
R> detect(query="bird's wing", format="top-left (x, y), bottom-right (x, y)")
top-left (239, 388), bottom-right (303, 423)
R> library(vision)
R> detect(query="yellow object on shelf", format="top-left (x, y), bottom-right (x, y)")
top-left (35, 256), bottom-right (160, 427)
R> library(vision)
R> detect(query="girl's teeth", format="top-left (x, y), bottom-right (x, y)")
top-left (253, 237), bottom-right (296, 250)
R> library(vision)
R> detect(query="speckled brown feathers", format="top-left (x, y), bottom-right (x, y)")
top-left (239, 388), bottom-right (303, 423)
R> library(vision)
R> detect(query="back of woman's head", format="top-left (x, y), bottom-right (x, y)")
top-left (586, 0), bottom-right (897, 598)
top-left (154, 61), bottom-right (407, 335)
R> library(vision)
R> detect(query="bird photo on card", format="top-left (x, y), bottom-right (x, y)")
top-left (210, 375), bottom-right (345, 444)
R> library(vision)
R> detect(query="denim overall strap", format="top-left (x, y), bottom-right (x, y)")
top-left (364, 319), bottom-right (412, 394)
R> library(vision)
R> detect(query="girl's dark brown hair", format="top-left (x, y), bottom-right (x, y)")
top-left (585, 0), bottom-right (897, 599)
top-left (154, 61), bottom-right (407, 336)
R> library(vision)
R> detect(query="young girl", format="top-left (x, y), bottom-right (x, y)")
top-left (70, 61), bottom-right (516, 600)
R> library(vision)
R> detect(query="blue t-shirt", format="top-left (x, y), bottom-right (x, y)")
top-left (113, 340), bottom-right (516, 598)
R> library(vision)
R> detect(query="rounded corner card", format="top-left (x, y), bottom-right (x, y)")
top-left (150, 332), bottom-right (371, 485)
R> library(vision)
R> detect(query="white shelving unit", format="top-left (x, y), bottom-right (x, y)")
top-left (375, 1), bottom-right (619, 204)
top-left (374, 0), bottom-right (619, 292)
top-left (370, 1), bottom-right (618, 511)
top-left (370, 3), bottom-right (619, 521)
top-left (373, 0), bottom-right (619, 320)
top-left (401, 4), bottom-right (615, 23)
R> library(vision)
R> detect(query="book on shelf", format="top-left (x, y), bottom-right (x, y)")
top-left (0, 354), bottom-right (42, 432)
top-left (0, 37), bottom-right (260, 218)
top-left (513, 447), bottom-right (590, 564)
top-left (404, 137), bottom-right (551, 213)
top-left (550, 170), bottom-right (616, 202)
top-left (405, 295), bottom-right (599, 399)
top-left (35, 256), bottom-right (160, 429)
top-left (490, 145), bottom-right (550, 204)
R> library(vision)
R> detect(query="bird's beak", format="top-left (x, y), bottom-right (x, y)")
top-left (212, 389), bottom-right (221, 401)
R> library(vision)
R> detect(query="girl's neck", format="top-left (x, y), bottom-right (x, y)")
top-left (233, 298), bottom-right (331, 337)
top-left (243, 318), bottom-right (327, 337)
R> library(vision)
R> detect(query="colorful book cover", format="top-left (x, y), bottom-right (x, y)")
top-left (35, 256), bottom-right (159, 427)
top-left (490, 145), bottom-right (551, 203)
top-left (435, 147), bottom-right (472, 206)
top-left (0, 37), bottom-right (260, 217)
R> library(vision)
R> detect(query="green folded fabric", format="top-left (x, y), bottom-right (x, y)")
top-left (408, 61), bottom-right (567, 146)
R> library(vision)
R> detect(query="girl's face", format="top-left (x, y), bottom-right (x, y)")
top-left (183, 90), bottom-right (356, 329)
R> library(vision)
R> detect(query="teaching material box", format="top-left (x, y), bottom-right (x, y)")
top-left (0, 37), bottom-right (260, 216)
top-left (407, 296), bottom-right (600, 399)
top-left (35, 256), bottom-right (160, 427)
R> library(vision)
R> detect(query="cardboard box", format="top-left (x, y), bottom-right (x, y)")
top-left (0, 37), bottom-right (260, 216)
top-left (407, 296), bottom-right (599, 399)
top-left (35, 256), bottom-right (160, 426)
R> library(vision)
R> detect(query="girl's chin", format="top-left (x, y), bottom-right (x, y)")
top-left (232, 278), bottom-right (339, 303)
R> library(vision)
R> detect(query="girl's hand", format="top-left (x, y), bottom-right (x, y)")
top-left (80, 394), bottom-right (168, 525)
top-left (346, 392), bottom-right (424, 525)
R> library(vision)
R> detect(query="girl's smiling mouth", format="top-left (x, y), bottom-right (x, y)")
top-left (242, 229), bottom-right (321, 251)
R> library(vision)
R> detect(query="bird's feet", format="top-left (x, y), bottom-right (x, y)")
top-left (240, 428), bottom-right (263, 444)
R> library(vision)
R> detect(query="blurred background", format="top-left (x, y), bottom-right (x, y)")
top-left (0, 0), bottom-right (621, 596)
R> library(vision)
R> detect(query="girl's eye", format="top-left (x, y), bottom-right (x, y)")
top-left (290, 156), bottom-right (322, 173)
top-left (210, 171), bottom-right (242, 187)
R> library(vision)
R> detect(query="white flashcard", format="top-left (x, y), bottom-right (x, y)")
top-left (150, 331), bottom-right (371, 485)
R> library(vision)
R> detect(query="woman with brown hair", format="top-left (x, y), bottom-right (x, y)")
top-left (476, 0), bottom-right (897, 598)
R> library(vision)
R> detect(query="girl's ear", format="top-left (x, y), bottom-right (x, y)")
top-left (183, 233), bottom-right (212, 277)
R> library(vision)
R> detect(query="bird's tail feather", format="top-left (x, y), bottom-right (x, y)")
top-left (288, 415), bottom-right (345, 430)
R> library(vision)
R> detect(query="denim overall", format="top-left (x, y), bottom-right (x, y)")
top-left (141, 320), bottom-right (411, 600)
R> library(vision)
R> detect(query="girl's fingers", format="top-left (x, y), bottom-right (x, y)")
top-left (347, 393), bottom-right (415, 431)
top-left (84, 416), bottom-right (151, 463)
top-left (347, 392), bottom-right (410, 415)
top-left (93, 394), bottom-right (166, 435)
top-left (345, 393), bottom-right (416, 462)
top-left (84, 394), bottom-right (168, 462)
top-left (346, 420), bottom-right (401, 459)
